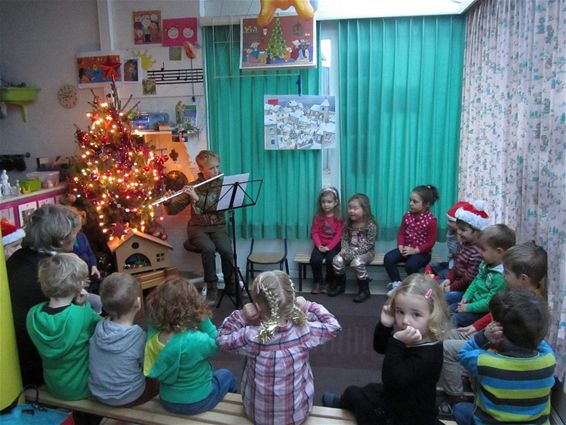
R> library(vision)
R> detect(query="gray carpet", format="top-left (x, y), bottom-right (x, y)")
top-left (211, 290), bottom-right (387, 406)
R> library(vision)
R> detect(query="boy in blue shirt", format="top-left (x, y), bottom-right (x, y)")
top-left (453, 289), bottom-right (555, 425)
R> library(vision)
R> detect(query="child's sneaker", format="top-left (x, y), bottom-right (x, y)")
top-left (386, 281), bottom-right (401, 297)
top-left (321, 392), bottom-right (341, 408)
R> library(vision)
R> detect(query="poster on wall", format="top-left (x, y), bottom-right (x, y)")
top-left (240, 15), bottom-right (316, 70)
top-left (77, 53), bottom-right (122, 86)
top-left (18, 201), bottom-right (37, 227)
top-left (133, 10), bottom-right (162, 45)
top-left (162, 18), bottom-right (198, 46)
top-left (264, 95), bottom-right (336, 150)
top-left (122, 58), bottom-right (141, 83)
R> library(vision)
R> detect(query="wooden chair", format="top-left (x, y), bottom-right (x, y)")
top-left (246, 238), bottom-right (289, 283)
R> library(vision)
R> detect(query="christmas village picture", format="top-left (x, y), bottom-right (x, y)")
top-left (264, 95), bottom-right (336, 150)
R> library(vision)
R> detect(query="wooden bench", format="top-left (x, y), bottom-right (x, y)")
top-left (293, 252), bottom-right (442, 291)
top-left (24, 387), bottom-right (357, 425)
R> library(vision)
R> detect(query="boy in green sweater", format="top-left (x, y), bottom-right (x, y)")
top-left (26, 253), bottom-right (100, 400)
top-left (449, 224), bottom-right (515, 327)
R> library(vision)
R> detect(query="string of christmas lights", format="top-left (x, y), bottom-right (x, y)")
top-left (70, 82), bottom-right (168, 240)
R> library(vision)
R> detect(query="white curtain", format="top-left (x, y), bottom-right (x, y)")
top-left (459, 0), bottom-right (566, 378)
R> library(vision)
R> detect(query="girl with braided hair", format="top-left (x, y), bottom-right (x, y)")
top-left (217, 270), bottom-right (341, 425)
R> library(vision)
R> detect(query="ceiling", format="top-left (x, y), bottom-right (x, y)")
top-left (200, 0), bottom-right (481, 25)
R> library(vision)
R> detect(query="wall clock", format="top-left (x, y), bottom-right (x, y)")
top-left (57, 84), bottom-right (78, 109)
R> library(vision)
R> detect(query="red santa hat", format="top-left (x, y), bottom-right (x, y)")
top-left (446, 201), bottom-right (472, 222)
top-left (1, 218), bottom-right (25, 245)
top-left (455, 200), bottom-right (490, 231)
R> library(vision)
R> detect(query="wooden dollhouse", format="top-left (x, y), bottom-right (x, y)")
top-left (107, 230), bottom-right (173, 274)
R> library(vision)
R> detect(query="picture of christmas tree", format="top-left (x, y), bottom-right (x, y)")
top-left (265, 17), bottom-right (287, 61)
top-left (70, 82), bottom-right (168, 239)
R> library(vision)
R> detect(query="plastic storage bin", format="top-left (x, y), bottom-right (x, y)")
top-left (26, 171), bottom-right (60, 188)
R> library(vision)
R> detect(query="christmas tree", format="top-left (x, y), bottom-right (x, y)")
top-left (265, 17), bottom-right (287, 60)
top-left (70, 82), bottom-right (168, 240)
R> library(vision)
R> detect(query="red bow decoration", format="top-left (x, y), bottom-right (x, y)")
top-left (100, 57), bottom-right (121, 80)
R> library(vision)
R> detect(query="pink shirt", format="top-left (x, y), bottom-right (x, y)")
top-left (311, 215), bottom-right (343, 250)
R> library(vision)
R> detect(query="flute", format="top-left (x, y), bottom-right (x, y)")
top-left (151, 173), bottom-right (224, 206)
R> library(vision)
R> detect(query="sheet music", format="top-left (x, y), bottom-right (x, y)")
top-left (146, 67), bottom-right (204, 85)
top-left (217, 173), bottom-right (250, 211)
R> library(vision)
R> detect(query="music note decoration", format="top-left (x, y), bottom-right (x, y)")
top-left (146, 68), bottom-right (204, 85)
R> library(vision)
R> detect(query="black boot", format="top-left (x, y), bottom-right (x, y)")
top-left (353, 278), bottom-right (370, 303)
top-left (327, 274), bottom-right (346, 297)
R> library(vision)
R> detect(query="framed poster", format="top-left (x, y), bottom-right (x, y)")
top-left (241, 15), bottom-right (316, 70)
top-left (264, 95), bottom-right (336, 150)
top-left (122, 58), bottom-right (141, 83)
top-left (18, 200), bottom-right (37, 227)
top-left (162, 17), bottom-right (198, 46)
top-left (77, 53), bottom-right (122, 86)
top-left (37, 197), bottom-right (55, 207)
top-left (0, 207), bottom-right (16, 226)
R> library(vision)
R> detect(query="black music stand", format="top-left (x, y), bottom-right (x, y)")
top-left (200, 173), bottom-right (262, 308)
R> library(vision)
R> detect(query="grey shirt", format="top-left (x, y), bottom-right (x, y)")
top-left (88, 319), bottom-right (146, 406)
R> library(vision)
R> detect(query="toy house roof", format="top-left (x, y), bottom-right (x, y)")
top-left (107, 230), bottom-right (173, 253)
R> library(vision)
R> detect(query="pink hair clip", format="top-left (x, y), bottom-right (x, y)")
top-left (425, 288), bottom-right (433, 299)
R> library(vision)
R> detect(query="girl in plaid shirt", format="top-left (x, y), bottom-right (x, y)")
top-left (217, 270), bottom-right (341, 425)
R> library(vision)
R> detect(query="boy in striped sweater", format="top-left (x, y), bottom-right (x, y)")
top-left (452, 289), bottom-right (555, 425)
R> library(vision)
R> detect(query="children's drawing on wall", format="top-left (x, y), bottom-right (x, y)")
top-left (162, 18), bottom-right (198, 46)
top-left (264, 95), bottom-right (336, 150)
top-left (122, 58), bottom-right (140, 82)
top-left (130, 49), bottom-right (157, 71)
top-left (241, 15), bottom-right (316, 70)
top-left (174, 102), bottom-right (198, 142)
top-left (169, 47), bottom-right (182, 61)
top-left (77, 54), bottom-right (122, 86)
top-left (133, 10), bottom-right (162, 45)
top-left (142, 78), bottom-right (156, 95)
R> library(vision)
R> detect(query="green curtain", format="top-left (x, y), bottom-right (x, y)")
top-left (203, 25), bottom-right (321, 240)
top-left (338, 17), bottom-right (465, 240)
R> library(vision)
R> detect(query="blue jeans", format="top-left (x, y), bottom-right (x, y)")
top-left (449, 303), bottom-right (484, 327)
top-left (446, 291), bottom-right (464, 305)
top-left (429, 261), bottom-right (449, 279)
top-left (452, 401), bottom-right (475, 425)
top-left (160, 369), bottom-right (237, 415)
top-left (383, 248), bottom-right (431, 282)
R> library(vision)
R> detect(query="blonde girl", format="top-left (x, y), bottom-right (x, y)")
top-left (310, 186), bottom-right (343, 294)
top-left (384, 184), bottom-right (439, 293)
top-left (328, 193), bottom-right (378, 303)
top-left (144, 277), bottom-right (236, 415)
top-left (323, 274), bottom-right (450, 425)
top-left (217, 270), bottom-right (341, 425)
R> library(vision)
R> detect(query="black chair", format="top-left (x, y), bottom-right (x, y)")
top-left (245, 238), bottom-right (289, 283)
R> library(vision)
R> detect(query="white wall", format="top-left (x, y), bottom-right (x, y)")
top-left (0, 0), bottom-right (101, 180)
top-left (0, 0), bottom-right (208, 182)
